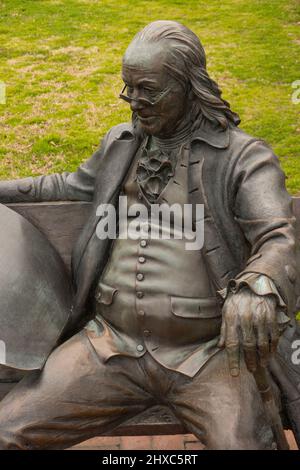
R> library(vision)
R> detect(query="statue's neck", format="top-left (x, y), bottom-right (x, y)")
top-left (151, 120), bottom-right (192, 152)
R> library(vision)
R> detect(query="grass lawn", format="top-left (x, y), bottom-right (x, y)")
top-left (0, 0), bottom-right (299, 193)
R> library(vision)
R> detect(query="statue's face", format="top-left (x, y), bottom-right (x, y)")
top-left (122, 41), bottom-right (188, 138)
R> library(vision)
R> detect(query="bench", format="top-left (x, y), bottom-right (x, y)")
top-left (0, 198), bottom-right (299, 437)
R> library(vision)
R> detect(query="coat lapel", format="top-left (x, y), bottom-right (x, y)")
top-left (71, 133), bottom-right (140, 324)
top-left (188, 128), bottom-right (238, 292)
top-left (93, 135), bottom-right (140, 208)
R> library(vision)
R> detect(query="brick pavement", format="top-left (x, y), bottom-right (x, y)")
top-left (70, 431), bottom-right (297, 450)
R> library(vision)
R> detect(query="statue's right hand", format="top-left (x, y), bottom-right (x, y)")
top-left (218, 288), bottom-right (279, 377)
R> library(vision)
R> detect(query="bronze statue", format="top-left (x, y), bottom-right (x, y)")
top-left (0, 20), bottom-right (299, 450)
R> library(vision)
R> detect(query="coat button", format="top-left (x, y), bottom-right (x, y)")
top-left (140, 240), bottom-right (147, 247)
top-left (138, 310), bottom-right (145, 317)
top-left (137, 273), bottom-right (144, 281)
top-left (137, 344), bottom-right (144, 352)
top-left (138, 256), bottom-right (146, 264)
top-left (143, 329), bottom-right (151, 337)
top-left (18, 182), bottom-right (32, 194)
top-left (136, 291), bottom-right (144, 299)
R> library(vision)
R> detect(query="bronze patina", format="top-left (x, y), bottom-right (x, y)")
top-left (0, 20), bottom-right (299, 450)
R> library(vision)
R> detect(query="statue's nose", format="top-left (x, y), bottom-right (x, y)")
top-left (130, 98), bottom-right (144, 112)
top-left (129, 88), bottom-right (145, 112)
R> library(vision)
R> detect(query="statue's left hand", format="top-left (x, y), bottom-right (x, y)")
top-left (218, 289), bottom-right (279, 377)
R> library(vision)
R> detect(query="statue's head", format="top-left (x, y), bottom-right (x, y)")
top-left (121, 20), bottom-right (240, 138)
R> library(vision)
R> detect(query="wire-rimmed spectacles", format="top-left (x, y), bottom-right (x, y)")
top-left (119, 84), bottom-right (171, 107)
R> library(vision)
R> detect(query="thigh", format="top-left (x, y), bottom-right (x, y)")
top-left (0, 331), bottom-right (154, 449)
top-left (167, 350), bottom-right (274, 450)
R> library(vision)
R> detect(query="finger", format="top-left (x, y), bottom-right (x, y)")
top-left (240, 311), bottom-right (257, 373)
top-left (254, 306), bottom-right (269, 367)
top-left (252, 300), bottom-right (270, 367)
top-left (268, 320), bottom-right (280, 354)
top-left (265, 302), bottom-right (280, 354)
top-left (242, 343), bottom-right (258, 372)
top-left (257, 326), bottom-right (269, 367)
top-left (243, 343), bottom-right (258, 372)
top-left (225, 311), bottom-right (240, 377)
top-left (218, 320), bottom-right (226, 348)
top-left (226, 343), bottom-right (240, 377)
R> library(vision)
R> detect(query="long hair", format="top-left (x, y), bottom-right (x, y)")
top-left (127, 20), bottom-right (240, 130)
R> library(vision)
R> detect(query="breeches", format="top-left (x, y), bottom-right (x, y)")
top-left (0, 330), bottom-right (275, 450)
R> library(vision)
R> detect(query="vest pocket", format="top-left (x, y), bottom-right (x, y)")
top-left (170, 296), bottom-right (221, 319)
top-left (95, 282), bottom-right (118, 305)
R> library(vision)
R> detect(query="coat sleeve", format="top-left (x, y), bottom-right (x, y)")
top-left (0, 131), bottom-right (111, 203)
top-left (230, 139), bottom-right (297, 314)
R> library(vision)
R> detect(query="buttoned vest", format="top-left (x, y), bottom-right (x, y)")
top-left (86, 142), bottom-right (222, 377)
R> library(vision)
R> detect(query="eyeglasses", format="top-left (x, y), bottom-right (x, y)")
top-left (119, 84), bottom-right (171, 107)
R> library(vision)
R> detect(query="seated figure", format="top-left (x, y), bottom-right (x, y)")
top-left (0, 20), bottom-right (299, 450)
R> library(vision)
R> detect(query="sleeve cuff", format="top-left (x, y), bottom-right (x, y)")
top-left (218, 272), bottom-right (290, 327)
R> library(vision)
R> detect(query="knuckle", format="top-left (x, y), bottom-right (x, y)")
top-left (257, 340), bottom-right (268, 349)
top-left (243, 341), bottom-right (256, 350)
top-left (226, 341), bottom-right (239, 349)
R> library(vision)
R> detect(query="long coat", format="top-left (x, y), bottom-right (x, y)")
top-left (0, 118), bottom-right (299, 443)
top-left (21, 120), bottom-right (296, 318)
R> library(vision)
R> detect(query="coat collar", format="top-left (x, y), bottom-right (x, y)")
top-left (190, 119), bottom-right (230, 149)
top-left (115, 118), bottom-right (230, 149)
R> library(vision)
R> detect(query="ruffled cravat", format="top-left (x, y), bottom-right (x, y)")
top-left (136, 147), bottom-right (176, 203)
top-left (136, 122), bottom-right (192, 202)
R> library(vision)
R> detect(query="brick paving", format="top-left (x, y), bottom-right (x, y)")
top-left (70, 431), bottom-right (297, 450)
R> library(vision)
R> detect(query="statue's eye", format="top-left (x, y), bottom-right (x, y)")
top-left (143, 87), bottom-right (155, 94)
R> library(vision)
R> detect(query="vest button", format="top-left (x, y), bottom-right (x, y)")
top-left (136, 291), bottom-right (144, 299)
top-left (137, 344), bottom-right (144, 352)
top-left (138, 310), bottom-right (145, 317)
top-left (137, 273), bottom-right (144, 281)
top-left (140, 240), bottom-right (147, 248)
top-left (138, 256), bottom-right (146, 264)
top-left (143, 329), bottom-right (151, 337)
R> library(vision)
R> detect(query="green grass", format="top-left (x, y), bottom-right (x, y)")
top-left (0, 0), bottom-right (299, 192)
